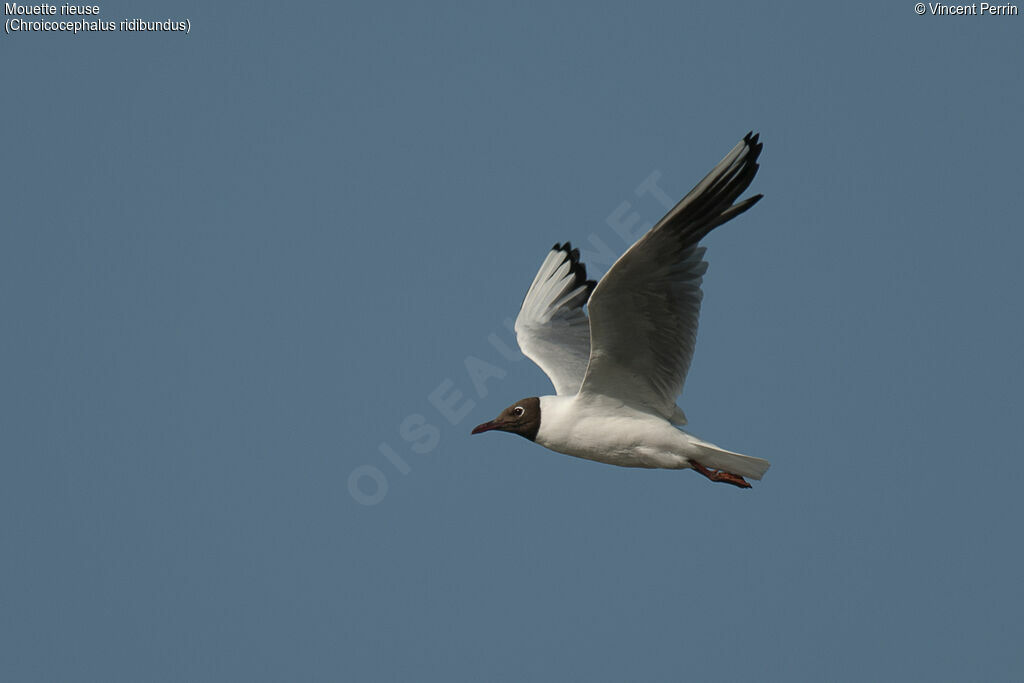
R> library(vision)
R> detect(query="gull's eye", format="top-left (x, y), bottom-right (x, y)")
top-left (513, 406), bottom-right (525, 417)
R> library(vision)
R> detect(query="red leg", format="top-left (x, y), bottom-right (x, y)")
top-left (690, 461), bottom-right (752, 489)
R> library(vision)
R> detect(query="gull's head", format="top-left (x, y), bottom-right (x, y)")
top-left (471, 397), bottom-right (541, 441)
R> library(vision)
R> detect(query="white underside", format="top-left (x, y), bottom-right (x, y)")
top-left (535, 394), bottom-right (770, 479)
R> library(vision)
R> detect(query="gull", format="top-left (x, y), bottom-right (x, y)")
top-left (471, 132), bottom-right (770, 488)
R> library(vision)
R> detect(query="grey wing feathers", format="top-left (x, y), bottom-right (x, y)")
top-left (514, 243), bottom-right (597, 396)
top-left (579, 133), bottom-right (764, 419)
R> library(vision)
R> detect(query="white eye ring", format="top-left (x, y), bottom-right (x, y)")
top-left (513, 406), bottom-right (525, 417)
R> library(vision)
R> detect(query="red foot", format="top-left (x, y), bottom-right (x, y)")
top-left (691, 462), bottom-right (752, 489)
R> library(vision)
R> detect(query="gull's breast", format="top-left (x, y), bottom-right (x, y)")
top-left (535, 395), bottom-right (694, 469)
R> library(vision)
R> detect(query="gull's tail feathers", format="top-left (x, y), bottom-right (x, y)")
top-left (690, 442), bottom-right (771, 481)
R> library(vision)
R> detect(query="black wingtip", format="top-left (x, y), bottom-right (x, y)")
top-left (549, 241), bottom-right (595, 303)
top-left (744, 131), bottom-right (763, 159)
top-left (741, 193), bottom-right (765, 212)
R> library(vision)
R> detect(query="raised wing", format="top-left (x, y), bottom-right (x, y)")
top-left (579, 132), bottom-right (764, 419)
top-left (514, 243), bottom-right (596, 396)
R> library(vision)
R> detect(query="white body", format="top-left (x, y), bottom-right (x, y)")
top-left (534, 394), bottom-right (770, 480)
top-left (536, 395), bottom-right (696, 469)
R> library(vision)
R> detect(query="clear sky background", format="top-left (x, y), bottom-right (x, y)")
top-left (3, 1), bottom-right (1023, 681)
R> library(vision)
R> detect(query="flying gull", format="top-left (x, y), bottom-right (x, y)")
top-left (472, 133), bottom-right (771, 488)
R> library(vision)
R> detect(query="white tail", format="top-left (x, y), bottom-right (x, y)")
top-left (691, 443), bottom-right (771, 480)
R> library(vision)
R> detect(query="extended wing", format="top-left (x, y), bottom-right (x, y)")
top-left (513, 243), bottom-right (595, 396)
top-left (579, 132), bottom-right (764, 419)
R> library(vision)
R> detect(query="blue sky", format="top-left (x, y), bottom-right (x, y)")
top-left (3, 1), bottom-right (1023, 681)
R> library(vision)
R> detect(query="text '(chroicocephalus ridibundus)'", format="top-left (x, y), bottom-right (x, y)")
top-left (471, 132), bottom-right (771, 488)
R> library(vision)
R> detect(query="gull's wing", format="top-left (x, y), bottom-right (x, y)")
top-left (579, 132), bottom-right (764, 419)
top-left (514, 243), bottom-right (596, 396)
